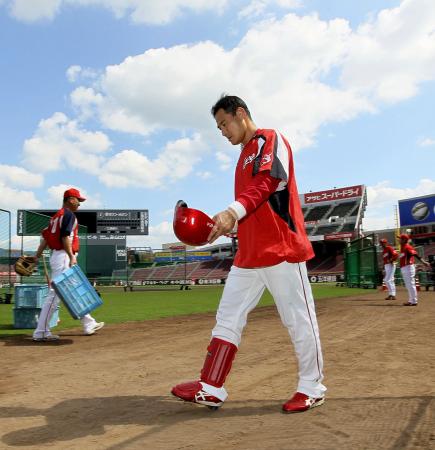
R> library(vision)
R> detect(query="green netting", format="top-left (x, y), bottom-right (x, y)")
top-left (19, 210), bottom-right (88, 283)
top-left (0, 209), bottom-right (13, 298)
top-left (344, 234), bottom-right (379, 288)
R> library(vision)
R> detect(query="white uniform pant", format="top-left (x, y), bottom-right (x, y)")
top-left (383, 263), bottom-right (396, 296)
top-left (212, 261), bottom-right (326, 398)
top-left (33, 250), bottom-right (97, 337)
top-left (401, 264), bottom-right (417, 304)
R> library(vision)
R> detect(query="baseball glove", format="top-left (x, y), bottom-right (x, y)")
top-left (14, 256), bottom-right (36, 277)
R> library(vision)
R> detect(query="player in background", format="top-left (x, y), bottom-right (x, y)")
top-left (398, 233), bottom-right (430, 306)
top-left (171, 95), bottom-right (326, 413)
top-left (379, 238), bottom-right (398, 300)
top-left (31, 188), bottom-right (104, 341)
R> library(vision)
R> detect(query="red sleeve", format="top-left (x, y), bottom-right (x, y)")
top-left (236, 171), bottom-right (280, 215)
top-left (388, 246), bottom-right (398, 260)
top-left (405, 244), bottom-right (417, 256)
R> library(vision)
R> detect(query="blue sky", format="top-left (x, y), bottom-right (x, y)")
top-left (0, 0), bottom-right (434, 249)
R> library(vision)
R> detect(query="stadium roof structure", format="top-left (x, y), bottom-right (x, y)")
top-left (300, 185), bottom-right (367, 242)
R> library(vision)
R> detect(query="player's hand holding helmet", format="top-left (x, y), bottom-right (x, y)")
top-left (14, 255), bottom-right (37, 277)
top-left (208, 209), bottom-right (237, 244)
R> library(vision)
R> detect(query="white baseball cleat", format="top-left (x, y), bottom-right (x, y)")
top-left (84, 321), bottom-right (105, 335)
top-left (32, 333), bottom-right (60, 342)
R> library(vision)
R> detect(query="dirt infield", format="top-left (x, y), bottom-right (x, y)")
top-left (1, 288), bottom-right (434, 450)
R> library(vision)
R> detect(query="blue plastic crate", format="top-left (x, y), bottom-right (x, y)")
top-left (52, 265), bottom-right (103, 319)
top-left (14, 284), bottom-right (49, 308)
top-left (13, 307), bottom-right (59, 329)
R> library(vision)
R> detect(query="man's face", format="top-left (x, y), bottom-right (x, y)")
top-left (214, 108), bottom-right (247, 145)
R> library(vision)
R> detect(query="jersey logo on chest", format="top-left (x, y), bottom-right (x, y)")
top-left (243, 153), bottom-right (256, 170)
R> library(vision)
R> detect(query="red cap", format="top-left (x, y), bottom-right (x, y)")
top-left (399, 233), bottom-right (409, 241)
top-left (379, 238), bottom-right (387, 244)
top-left (63, 188), bottom-right (86, 202)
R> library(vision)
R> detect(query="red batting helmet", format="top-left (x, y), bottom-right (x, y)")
top-left (173, 200), bottom-right (215, 247)
top-left (379, 238), bottom-right (387, 244)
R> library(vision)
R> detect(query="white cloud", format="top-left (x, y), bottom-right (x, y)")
top-left (362, 214), bottom-right (394, 231)
top-left (0, 182), bottom-right (41, 211)
top-left (216, 151), bottom-right (233, 171)
top-left (66, 65), bottom-right (99, 83)
top-left (5, 0), bottom-right (228, 24)
top-left (127, 221), bottom-right (176, 250)
top-left (0, 164), bottom-right (43, 188)
top-left (198, 171), bottom-right (212, 179)
top-left (239, 0), bottom-right (301, 19)
top-left (70, 13), bottom-right (369, 150)
top-left (22, 112), bottom-right (112, 175)
top-left (66, 65), bottom-right (81, 83)
top-left (8, 0), bottom-right (61, 22)
top-left (418, 137), bottom-right (435, 147)
top-left (64, 0), bottom-right (435, 153)
top-left (367, 178), bottom-right (435, 211)
top-left (46, 184), bottom-right (103, 209)
top-left (341, 0), bottom-right (435, 103)
top-left (99, 133), bottom-right (206, 188)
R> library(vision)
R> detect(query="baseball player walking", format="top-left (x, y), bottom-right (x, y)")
top-left (380, 238), bottom-right (398, 300)
top-left (32, 188), bottom-right (104, 341)
top-left (398, 233), bottom-right (430, 306)
top-left (172, 95), bottom-right (326, 413)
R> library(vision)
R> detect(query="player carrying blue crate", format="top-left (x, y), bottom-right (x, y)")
top-left (30, 188), bottom-right (104, 342)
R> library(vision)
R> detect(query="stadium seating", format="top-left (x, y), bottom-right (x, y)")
top-left (340, 223), bottom-right (357, 232)
top-left (304, 205), bottom-right (331, 222)
top-left (422, 241), bottom-right (435, 257)
top-left (314, 225), bottom-right (341, 236)
top-left (328, 201), bottom-right (358, 218)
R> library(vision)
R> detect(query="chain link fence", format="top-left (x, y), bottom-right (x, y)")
top-left (0, 209), bottom-right (13, 302)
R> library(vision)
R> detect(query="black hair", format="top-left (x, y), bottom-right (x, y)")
top-left (211, 95), bottom-right (252, 119)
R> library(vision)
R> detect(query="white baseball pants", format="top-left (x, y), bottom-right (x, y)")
top-left (211, 261), bottom-right (326, 398)
top-left (400, 264), bottom-right (417, 304)
top-left (383, 263), bottom-right (396, 296)
top-left (33, 250), bottom-right (97, 338)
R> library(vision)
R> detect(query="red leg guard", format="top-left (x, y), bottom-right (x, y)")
top-left (200, 338), bottom-right (238, 388)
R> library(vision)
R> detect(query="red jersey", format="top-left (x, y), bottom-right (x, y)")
top-left (233, 129), bottom-right (314, 268)
top-left (399, 243), bottom-right (417, 267)
top-left (42, 208), bottom-right (80, 253)
top-left (382, 245), bottom-right (398, 265)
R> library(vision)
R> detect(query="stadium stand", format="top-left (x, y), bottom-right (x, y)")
top-left (309, 254), bottom-right (344, 273)
top-left (314, 225), bottom-right (342, 236)
top-left (423, 241), bottom-right (435, 257)
top-left (340, 223), bottom-right (357, 232)
top-left (328, 201), bottom-right (358, 218)
top-left (304, 205), bottom-right (331, 222)
top-left (207, 258), bottom-right (233, 278)
top-left (0, 263), bottom-right (16, 284)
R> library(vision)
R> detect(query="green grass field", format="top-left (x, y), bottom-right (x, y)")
top-left (0, 284), bottom-right (370, 337)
